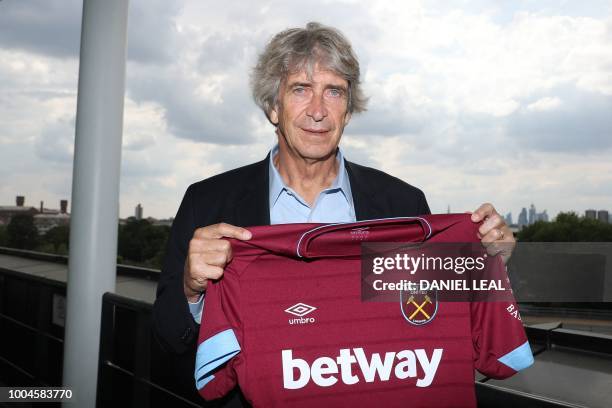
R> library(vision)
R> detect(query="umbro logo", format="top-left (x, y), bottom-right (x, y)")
top-left (285, 303), bottom-right (317, 325)
top-left (285, 303), bottom-right (317, 317)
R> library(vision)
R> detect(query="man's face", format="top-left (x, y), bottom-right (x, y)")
top-left (269, 64), bottom-right (351, 161)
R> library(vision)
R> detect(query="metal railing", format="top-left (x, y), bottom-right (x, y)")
top-left (0, 248), bottom-right (236, 407)
top-left (0, 265), bottom-right (65, 388)
top-left (97, 293), bottom-right (206, 407)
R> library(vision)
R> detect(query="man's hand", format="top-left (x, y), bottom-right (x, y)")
top-left (470, 203), bottom-right (516, 265)
top-left (183, 223), bottom-right (252, 302)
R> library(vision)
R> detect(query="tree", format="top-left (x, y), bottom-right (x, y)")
top-left (518, 212), bottom-right (612, 242)
top-left (118, 219), bottom-right (170, 266)
top-left (150, 227), bottom-right (170, 269)
top-left (44, 225), bottom-right (70, 253)
top-left (517, 212), bottom-right (612, 312)
top-left (0, 225), bottom-right (8, 246)
top-left (7, 214), bottom-right (39, 249)
top-left (118, 219), bottom-right (148, 262)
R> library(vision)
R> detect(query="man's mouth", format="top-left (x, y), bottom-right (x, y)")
top-left (301, 128), bottom-right (329, 134)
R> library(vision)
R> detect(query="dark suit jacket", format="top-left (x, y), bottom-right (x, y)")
top-left (151, 155), bottom-right (430, 404)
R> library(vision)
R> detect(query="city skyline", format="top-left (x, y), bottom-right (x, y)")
top-left (6, 193), bottom-right (610, 224)
top-left (1, 1), bottom-right (611, 219)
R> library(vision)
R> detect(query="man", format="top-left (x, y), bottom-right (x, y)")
top-left (152, 22), bottom-right (515, 404)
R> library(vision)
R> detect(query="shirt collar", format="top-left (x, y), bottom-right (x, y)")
top-left (268, 144), bottom-right (354, 208)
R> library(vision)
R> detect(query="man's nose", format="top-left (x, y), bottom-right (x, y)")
top-left (306, 93), bottom-right (328, 122)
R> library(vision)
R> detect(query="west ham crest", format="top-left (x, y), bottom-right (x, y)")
top-left (400, 289), bottom-right (438, 326)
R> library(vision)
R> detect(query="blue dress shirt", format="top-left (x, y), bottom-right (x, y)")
top-left (268, 145), bottom-right (356, 224)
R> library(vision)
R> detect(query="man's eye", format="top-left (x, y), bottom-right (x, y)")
top-left (293, 87), bottom-right (305, 94)
top-left (328, 88), bottom-right (343, 97)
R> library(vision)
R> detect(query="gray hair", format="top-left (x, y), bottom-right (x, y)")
top-left (251, 22), bottom-right (368, 121)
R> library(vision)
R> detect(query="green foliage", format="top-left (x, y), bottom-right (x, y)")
top-left (56, 243), bottom-right (68, 256)
top-left (0, 225), bottom-right (8, 246)
top-left (36, 242), bottom-right (55, 253)
top-left (3, 215), bottom-right (168, 269)
top-left (118, 219), bottom-right (169, 269)
top-left (518, 212), bottom-right (612, 242)
top-left (7, 214), bottom-right (39, 249)
top-left (44, 225), bottom-right (70, 253)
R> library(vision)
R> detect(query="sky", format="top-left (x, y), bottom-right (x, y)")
top-left (1, 0), bottom-right (611, 221)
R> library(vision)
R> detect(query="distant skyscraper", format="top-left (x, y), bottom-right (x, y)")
top-left (528, 204), bottom-right (536, 225)
top-left (135, 203), bottom-right (143, 220)
top-left (504, 212), bottom-right (513, 225)
top-left (536, 210), bottom-right (549, 222)
top-left (597, 210), bottom-right (609, 224)
top-left (585, 209), bottom-right (596, 220)
top-left (518, 208), bottom-right (528, 228)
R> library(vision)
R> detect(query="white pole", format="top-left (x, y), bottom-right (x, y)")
top-left (63, 0), bottom-right (129, 406)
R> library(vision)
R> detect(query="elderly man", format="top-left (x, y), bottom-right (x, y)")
top-left (153, 22), bottom-right (514, 404)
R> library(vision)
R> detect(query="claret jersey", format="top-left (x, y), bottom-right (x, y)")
top-left (195, 214), bottom-right (533, 407)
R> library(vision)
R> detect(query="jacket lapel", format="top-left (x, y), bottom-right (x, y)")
top-left (233, 155), bottom-right (271, 227)
top-left (236, 156), bottom-right (388, 226)
top-left (345, 160), bottom-right (387, 221)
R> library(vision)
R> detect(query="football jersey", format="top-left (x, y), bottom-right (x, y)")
top-left (195, 214), bottom-right (533, 407)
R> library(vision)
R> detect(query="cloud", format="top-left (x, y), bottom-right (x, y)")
top-left (125, 22), bottom-right (269, 145)
top-left (126, 0), bottom-right (184, 64)
top-left (1, 0), bottom-right (612, 220)
top-left (508, 86), bottom-right (612, 152)
top-left (0, 0), bottom-right (184, 65)
top-left (196, 32), bottom-right (257, 74)
top-left (527, 97), bottom-right (562, 112)
top-left (122, 99), bottom-right (166, 151)
top-left (127, 65), bottom-right (260, 144)
top-left (0, 0), bottom-right (82, 58)
top-left (34, 118), bottom-right (75, 163)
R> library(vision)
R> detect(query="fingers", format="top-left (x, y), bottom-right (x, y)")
top-left (478, 212), bottom-right (504, 238)
top-left (188, 254), bottom-right (225, 280)
top-left (184, 253), bottom-right (226, 295)
top-left (188, 250), bottom-right (230, 270)
top-left (470, 202), bottom-right (494, 223)
top-left (189, 236), bottom-right (232, 255)
top-left (194, 223), bottom-right (252, 240)
top-left (184, 223), bottom-right (248, 300)
top-left (470, 203), bottom-right (516, 265)
top-left (469, 203), bottom-right (504, 236)
top-left (184, 262), bottom-right (224, 297)
top-left (481, 230), bottom-right (516, 265)
top-left (480, 227), bottom-right (508, 256)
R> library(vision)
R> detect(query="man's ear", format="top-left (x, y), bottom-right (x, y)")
top-left (269, 105), bottom-right (279, 125)
top-left (343, 111), bottom-right (352, 126)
